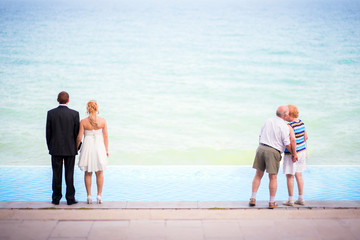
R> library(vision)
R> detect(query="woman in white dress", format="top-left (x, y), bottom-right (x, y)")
top-left (76, 100), bottom-right (109, 204)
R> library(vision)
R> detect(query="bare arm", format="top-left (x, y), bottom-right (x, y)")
top-left (102, 119), bottom-right (109, 156)
top-left (288, 125), bottom-right (298, 162)
top-left (76, 120), bottom-right (84, 149)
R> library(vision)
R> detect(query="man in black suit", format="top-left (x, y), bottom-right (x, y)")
top-left (46, 91), bottom-right (80, 205)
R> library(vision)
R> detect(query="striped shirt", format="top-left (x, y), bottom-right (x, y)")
top-left (285, 120), bottom-right (306, 154)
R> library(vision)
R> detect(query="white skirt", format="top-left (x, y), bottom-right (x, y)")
top-left (78, 129), bottom-right (107, 172)
top-left (283, 150), bottom-right (307, 175)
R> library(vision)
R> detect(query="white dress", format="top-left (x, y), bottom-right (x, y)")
top-left (78, 129), bottom-right (107, 172)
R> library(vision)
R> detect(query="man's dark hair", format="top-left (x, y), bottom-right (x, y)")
top-left (57, 91), bottom-right (69, 104)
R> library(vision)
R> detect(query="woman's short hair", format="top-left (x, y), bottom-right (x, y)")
top-left (288, 104), bottom-right (299, 118)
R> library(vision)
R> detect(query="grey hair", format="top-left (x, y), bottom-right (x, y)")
top-left (276, 107), bottom-right (289, 117)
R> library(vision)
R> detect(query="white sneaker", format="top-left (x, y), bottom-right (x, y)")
top-left (295, 199), bottom-right (305, 205)
top-left (283, 200), bottom-right (294, 206)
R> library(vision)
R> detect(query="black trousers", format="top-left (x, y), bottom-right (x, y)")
top-left (51, 156), bottom-right (76, 203)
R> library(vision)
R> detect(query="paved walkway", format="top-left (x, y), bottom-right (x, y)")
top-left (1, 201), bottom-right (360, 240)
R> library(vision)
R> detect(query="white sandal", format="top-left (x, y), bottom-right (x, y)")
top-left (87, 195), bottom-right (92, 204)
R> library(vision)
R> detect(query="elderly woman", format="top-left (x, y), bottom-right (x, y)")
top-left (283, 105), bottom-right (308, 206)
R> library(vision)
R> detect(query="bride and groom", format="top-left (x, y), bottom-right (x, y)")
top-left (46, 91), bottom-right (108, 205)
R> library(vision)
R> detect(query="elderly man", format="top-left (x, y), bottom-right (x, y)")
top-left (249, 105), bottom-right (297, 209)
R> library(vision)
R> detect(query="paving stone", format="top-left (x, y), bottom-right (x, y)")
top-left (203, 220), bottom-right (242, 238)
top-left (313, 219), bottom-right (358, 240)
top-left (1, 201), bottom-right (360, 240)
top-left (241, 225), bottom-right (283, 240)
top-left (237, 218), bottom-right (276, 227)
top-left (0, 220), bottom-right (23, 240)
top-left (207, 238), bottom-right (244, 240)
top-left (0, 220), bottom-right (57, 240)
top-left (49, 238), bottom-right (87, 240)
top-left (339, 218), bottom-right (360, 237)
top-left (166, 226), bottom-right (204, 240)
top-left (273, 219), bottom-right (321, 239)
top-left (50, 221), bottom-right (93, 238)
top-left (88, 221), bottom-right (130, 240)
top-left (127, 220), bottom-right (166, 239)
top-left (166, 220), bottom-right (203, 228)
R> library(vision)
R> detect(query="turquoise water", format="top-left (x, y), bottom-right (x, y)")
top-left (0, 0), bottom-right (360, 165)
top-left (0, 166), bottom-right (359, 201)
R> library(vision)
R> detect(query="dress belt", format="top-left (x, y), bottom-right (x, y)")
top-left (260, 143), bottom-right (280, 154)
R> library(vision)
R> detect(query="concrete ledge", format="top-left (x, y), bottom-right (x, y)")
top-left (1, 201), bottom-right (360, 209)
top-left (1, 209), bottom-right (360, 221)
top-left (1, 202), bottom-right (360, 240)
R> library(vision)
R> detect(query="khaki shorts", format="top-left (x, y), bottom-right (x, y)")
top-left (252, 145), bottom-right (282, 174)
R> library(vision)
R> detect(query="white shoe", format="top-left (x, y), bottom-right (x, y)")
top-left (295, 199), bottom-right (305, 205)
top-left (283, 200), bottom-right (294, 206)
top-left (97, 195), bottom-right (102, 204)
top-left (87, 196), bottom-right (92, 204)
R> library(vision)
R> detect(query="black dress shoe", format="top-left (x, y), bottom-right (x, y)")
top-left (52, 201), bottom-right (59, 205)
top-left (67, 200), bottom-right (78, 205)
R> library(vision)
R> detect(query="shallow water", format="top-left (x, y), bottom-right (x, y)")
top-left (0, 165), bottom-right (359, 201)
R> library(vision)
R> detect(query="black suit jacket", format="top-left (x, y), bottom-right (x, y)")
top-left (46, 105), bottom-right (80, 156)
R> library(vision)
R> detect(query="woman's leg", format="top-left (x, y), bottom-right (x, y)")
top-left (295, 172), bottom-right (304, 197)
top-left (286, 174), bottom-right (294, 200)
top-left (95, 171), bottom-right (104, 196)
top-left (84, 171), bottom-right (92, 196)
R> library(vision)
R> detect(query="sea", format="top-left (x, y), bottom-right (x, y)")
top-left (1, 0), bottom-right (360, 166)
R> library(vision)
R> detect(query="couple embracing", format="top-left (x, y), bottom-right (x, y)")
top-left (249, 105), bottom-right (308, 209)
top-left (46, 91), bottom-right (108, 205)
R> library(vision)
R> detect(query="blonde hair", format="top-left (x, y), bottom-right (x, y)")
top-left (288, 104), bottom-right (299, 118)
top-left (87, 100), bottom-right (99, 127)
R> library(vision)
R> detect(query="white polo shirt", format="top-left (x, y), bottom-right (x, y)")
top-left (259, 116), bottom-right (290, 153)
